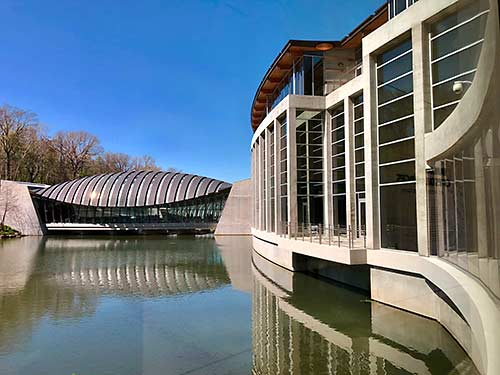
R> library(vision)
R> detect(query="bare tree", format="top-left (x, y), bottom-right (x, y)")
top-left (50, 131), bottom-right (103, 179)
top-left (94, 152), bottom-right (132, 173)
top-left (0, 105), bottom-right (39, 180)
top-left (130, 155), bottom-right (160, 171)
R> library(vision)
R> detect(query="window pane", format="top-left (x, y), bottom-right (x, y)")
top-left (431, 14), bottom-right (487, 60)
top-left (378, 74), bottom-right (413, 104)
top-left (431, 43), bottom-right (482, 83)
top-left (379, 117), bottom-right (415, 144)
top-left (378, 95), bottom-right (414, 124)
top-left (379, 138), bottom-right (415, 164)
top-left (377, 53), bottom-right (412, 84)
top-left (380, 184), bottom-right (418, 251)
top-left (377, 38), bottom-right (412, 65)
top-left (380, 161), bottom-right (416, 184)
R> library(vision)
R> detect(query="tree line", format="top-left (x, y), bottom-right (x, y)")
top-left (0, 104), bottom-right (168, 185)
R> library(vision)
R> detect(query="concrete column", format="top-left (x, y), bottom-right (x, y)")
top-left (344, 97), bottom-right (357, 238)
top-left (363, 50), bottom-right (380, 249)
top-left (474, 138), bottom-right (488, 259)
top-left (324, 110), bottom-right (332, 229)
top-left (287, 106), bottom-right (298, 237)
top-left (412, 23), bottom-right (432, 256)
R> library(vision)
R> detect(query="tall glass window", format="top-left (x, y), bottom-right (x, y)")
top-left (261, 134), bottom-right (266, 231)
top-left (296, 110), bottom-right (324, 227)
top-left (376, 37), bottom-right (417, 252)
top-left (353, 93), bottom-right (366, 237)
top-left (429, 0), bottom-right (489, 129)
top-left (330, 104), bottom-right (346, 229)
top-left (278, 114), bottom-right (288, 233)
top-left (269, 125), bottom-right (276, 232)
top-left (388, 0), bottom-right (419, 19)
top-left (428, 121), bottom-right (500, 299)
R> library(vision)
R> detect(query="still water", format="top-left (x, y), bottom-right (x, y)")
top-left (0, 236), bottom-right (476, 375)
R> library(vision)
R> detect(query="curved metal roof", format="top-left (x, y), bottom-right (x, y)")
top-left (35, 171), bottom-right (231, 207)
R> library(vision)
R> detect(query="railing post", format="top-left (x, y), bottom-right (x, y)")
top-left (337, 225), bottom-right (340, 247)
top-left (319, 224), bottom-right (322, 245)
top-left (348, 225), bottom-right (352, 249)
top-left (328, 225), bottom-right (331, 246)
top-left (302, 224), bottom-right (305, 241)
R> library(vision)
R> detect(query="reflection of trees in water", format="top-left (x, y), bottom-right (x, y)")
top-left (251, 259), bottom-right (477, 375)
top-left (0, 236), bottom-right (231, 353)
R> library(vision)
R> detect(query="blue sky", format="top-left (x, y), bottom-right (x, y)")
top-left (0, 0), bottom-right (383, 183)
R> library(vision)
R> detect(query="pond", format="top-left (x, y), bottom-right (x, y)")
top-left (0, 236), bottom-right (476, 374)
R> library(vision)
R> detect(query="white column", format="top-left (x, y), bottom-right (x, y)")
top-left (412, 23), bottom-right (432, 256)
top-left (344, 97), bottom-right (357, 237)
top-left (287, 106), bottom-right (298, 237)
top-left (363, 51), bottom-right (380, 249)
top-left (324, 110), bottom-right (332, 229)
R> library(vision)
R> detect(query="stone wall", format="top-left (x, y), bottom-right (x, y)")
top-left (0, 180), bottom-right (44, 236)
top-left (215, 179), bottom-right (251, 236)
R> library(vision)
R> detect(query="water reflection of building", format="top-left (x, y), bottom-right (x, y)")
top-left (0, 237), bottom-right (230, 353)
top-left (252, 252), bottom-right (477, 375)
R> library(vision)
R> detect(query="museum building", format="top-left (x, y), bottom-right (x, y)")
top-left (249, 0), bottom-right (500, 373)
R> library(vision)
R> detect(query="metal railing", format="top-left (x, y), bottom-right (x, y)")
top-left (278, 221), bottom-right (366, 249)
top-left (324, 61), bottom-right (363, 95)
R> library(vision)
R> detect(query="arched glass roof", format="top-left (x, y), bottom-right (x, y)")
top-left (35, 171), bottom-right (231, 207)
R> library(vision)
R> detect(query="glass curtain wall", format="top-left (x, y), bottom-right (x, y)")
top-left (428, 121), bottom-right (500, 299)
top-left (376, 37), bottom-right (417, 252)
top-left (388, 0), bottom-right (419, 19)
top-left (279, 114), bottom-right (288, 233)
top-left (429, 0), bottom-right (490, 129)
top-left (32, 190), bottom-right (230, 225)
top-left (268, 54), bottom-right (324, 113)
top-left (296, 110), bottom-right (324, 227)
top-left (269, 125), bottom-right (276, 232)
top-left (252, 145), bottom-right (258, 228)
top-left (331, 104), bottom-right (347, 229)
top-left (353, 93), bottom-right (366, 237)
top-left (261, 133), bottom-right (266, 231)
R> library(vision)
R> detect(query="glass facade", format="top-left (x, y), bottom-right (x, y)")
top-left (32, 189), bottom-right (230, 226)
top-left (430, 0), bottom-right (490, 129)
top-left (428, 120), bottom-right (500, 299)
top-left (268, 54), bottom-right (324, 114)
top-left (331, 103), bottom-right (347, 229)
top-left (377, 37), bottom-right (417, 252)
top-left (388, 0), bottom-right (419, 19)
top-left (279, 114), bottom-right (288, 233)
top-left (296, 110), bottom-right (324, 226)
top-left (261, 133), bottom-right (267, 230)
top-left (269, 125), bottom-right (276, 232)
top-left (352, 93), bottom-right (366, 237)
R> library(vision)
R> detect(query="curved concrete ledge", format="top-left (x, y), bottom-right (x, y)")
top-left (252, 232), bottom-right (500, 374)
top-left (425, 0), bottom-right (500, 161)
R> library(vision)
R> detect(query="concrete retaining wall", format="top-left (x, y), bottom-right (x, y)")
top-left (215, 179), bottom-right (251, 236)
top-left (0, 180), bottom-right (44, 236)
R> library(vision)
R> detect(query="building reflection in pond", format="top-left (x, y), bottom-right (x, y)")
top-left (251, 251), bottom-right (478, 375)
top-left (0, 237), bottom-right (231, 356)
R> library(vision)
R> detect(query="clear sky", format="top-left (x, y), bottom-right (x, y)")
top-left (0, 0), bottom-right (384, 183)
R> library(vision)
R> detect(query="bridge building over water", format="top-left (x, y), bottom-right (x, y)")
top-left (25, 170), bottom-right (232, 234)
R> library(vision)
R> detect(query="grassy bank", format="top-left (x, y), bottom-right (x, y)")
top-left (0, 225), bottom-right (21, 238)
